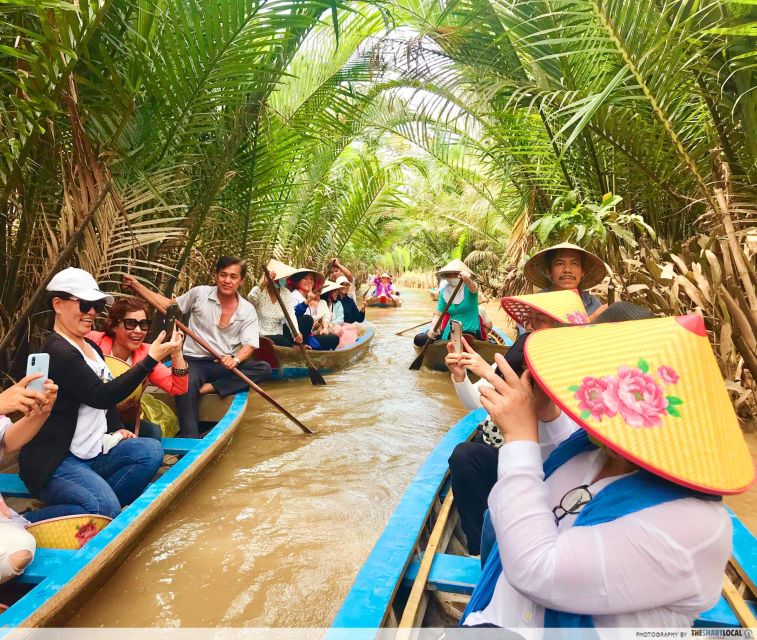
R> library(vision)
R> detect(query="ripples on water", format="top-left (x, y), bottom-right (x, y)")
top-left (68, 289), bottom-right (475, 627)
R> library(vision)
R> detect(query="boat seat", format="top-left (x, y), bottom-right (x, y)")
top-left (0, 474), bottom-right (31, 498)
top-left (402, 553), bottom-right (757, 627)
top-left (161, 438), bottom-right (202, 455)
top-left (14, 548), bottom-right (75, 585)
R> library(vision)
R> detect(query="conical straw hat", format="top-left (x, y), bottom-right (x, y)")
top-left (27, 514), bottom-right (112, 549)
top-left (319, 280), bottom-right (341, 296)
top-left (105, 355), bottom-right (143, 411)
top-left (523, 242), bottom-right (607, 289)
top-left (265, 259), bottom-right (301, 282)
top-left (524, 315), bottom-right (755, 494)
top-left (379, 273), bottom-right (392, 280)
top-left (500, 290), bottom-right (589, 326)
top-left (436, 259), bottom-right (474, 277)
top-left (286, 268), bottom-right (325, 292)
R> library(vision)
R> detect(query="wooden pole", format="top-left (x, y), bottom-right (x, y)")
top-left (410, 279), bottom-right (465, 370)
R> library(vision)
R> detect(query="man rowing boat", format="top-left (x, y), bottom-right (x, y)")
top-left (124, 256), bottom-right (272, 438)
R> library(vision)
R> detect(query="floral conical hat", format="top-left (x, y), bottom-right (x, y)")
top-left (524, 315), bottom-right (755, 494)
top-left (500, 289), bottom-right (590, 326)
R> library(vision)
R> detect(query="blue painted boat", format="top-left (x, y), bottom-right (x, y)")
top-left (0, 392), bottom-right (248, 628)
top-left (259, 323), bottom-right (375, 380)
top-left (328, 408), bottom-right (757, 634)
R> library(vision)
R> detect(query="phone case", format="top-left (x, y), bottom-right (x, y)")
top-left (26, 353), bottom-right (50, 392)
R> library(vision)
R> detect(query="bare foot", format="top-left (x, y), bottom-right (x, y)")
top-left (199, 383), bottom-right (215, 396)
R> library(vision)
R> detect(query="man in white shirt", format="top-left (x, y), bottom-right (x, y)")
top-left (125, 256), bottom-right (271, 437)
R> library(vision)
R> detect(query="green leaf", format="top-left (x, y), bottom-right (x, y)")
top-left (667, 406), bottom-right (681, 418)
top-left (666, 396), bottom-right (683, 406)
top-left (580, 410), bottom-right (592, 420)
top-left (568, 385), bottom-right (580, 392)
top-left (637, 358), bottom-right (649, 373)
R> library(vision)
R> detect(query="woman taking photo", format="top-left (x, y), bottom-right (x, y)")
top-left (289, 270), bottom-right (339, 351)
top-left (87, 296), bottom-right (188, 439)
top-left (20, 268), bottom-right (180, 523)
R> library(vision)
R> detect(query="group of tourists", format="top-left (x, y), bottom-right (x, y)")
top-left (440, 242), bottom-right (753, 630)
top-left (0, 253), bottom-right (368, 590)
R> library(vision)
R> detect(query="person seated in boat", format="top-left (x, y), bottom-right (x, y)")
top-left (523, 242), bottom-right (605, 320)
top-left (321, 281), bottom-right (359, 349)
top-left (371, 273), bottom-right (398, 301)
top-left (0, 374), bottom-right (57, 582)
top-left (461, 311), bottom-right (746, 629)
top-left (20, 268), bottom-right (176, 522)
top-left (124, 256), bottom-right (272, 438)
top-left (248, 259), bottom-right (304, 348)
top-left (289, 270), bottom-right (339, 351)
top-left (335, 276), bottom-right (366, 324)
top-left (445, 290), bottom-right (594, 555)
top-left (414, 260), bottom-right (480, 348)
top-left (328, 258), bottom-right (356, 300)
top-left (87, 297), bottom-right (188, 440)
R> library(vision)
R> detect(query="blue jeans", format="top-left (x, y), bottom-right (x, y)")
top-left (26, 437), bottom-right (164, 522)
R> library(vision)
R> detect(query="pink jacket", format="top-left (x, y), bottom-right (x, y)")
top-left (87, 331), bottom-right (189, 396)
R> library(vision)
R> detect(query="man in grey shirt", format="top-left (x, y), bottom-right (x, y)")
top-left (124, 257), bottom-right (271, 437)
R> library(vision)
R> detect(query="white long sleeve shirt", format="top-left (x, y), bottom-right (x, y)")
top-left (464, 441), bottom-right (731, 630)
top-left (452, 364), bottom-right (578, 457)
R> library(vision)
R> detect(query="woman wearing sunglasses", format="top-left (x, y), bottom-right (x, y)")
top-left (87, 297), bottom-right (188, 440)
top-left (19, 268), bottom-right (181, 523)
top-left (461, 313), bottom-right (752, 630)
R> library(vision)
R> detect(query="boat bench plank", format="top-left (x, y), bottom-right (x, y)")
top-left (0, 473), bottom-right (30, 498)
top-left (402, 552), bottom-right (755, 628)
top-left (730, 508), bottom-right (757, 595)
top-left (161, 438), bottom-right (202, 455)
top-left (15, 549), bottom-right (75, 585)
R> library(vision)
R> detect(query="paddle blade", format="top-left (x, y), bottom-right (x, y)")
top-left (308, 366), bottom-right (327, 386)
top-left (409, 353), bottom-right (425, 370)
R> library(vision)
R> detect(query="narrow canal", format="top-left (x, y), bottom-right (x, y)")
top-left (68, 288), bottom-right (757, 627)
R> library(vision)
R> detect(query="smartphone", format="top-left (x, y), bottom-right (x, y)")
top-left (26, 353), bottom-right (50, 392)
top-left (163, 304), bottom-right (179, 336)
top-left (451, 320), bottom-right (463, 353)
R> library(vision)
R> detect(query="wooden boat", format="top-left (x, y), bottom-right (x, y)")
top-left (429, 288), bottom-right (439, 301)
top-left (328, 408), bottom-right (757, 633)
top-left (413, 325), bottom-right (513, 372)
top-left (255, 323), bottom-right (375, 379)
top-left (366, 295), bottom-right (401, 308)
top-left (0, 392), bottom-right (248, 628)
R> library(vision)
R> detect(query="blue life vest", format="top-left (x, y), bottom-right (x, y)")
top-left (461, 430), bottom-right (720, 627)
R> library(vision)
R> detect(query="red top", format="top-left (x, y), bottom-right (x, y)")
top-left (86, 331), bottom-right (189, 396)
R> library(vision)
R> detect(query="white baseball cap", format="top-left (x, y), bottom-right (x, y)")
top-left (46, 267), bottom-right (114, 303)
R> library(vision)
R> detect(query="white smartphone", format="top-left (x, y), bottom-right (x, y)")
top-left (26, 353), bottom-right (50, 392)
top-left (451, 320), bottom-right (463, 353)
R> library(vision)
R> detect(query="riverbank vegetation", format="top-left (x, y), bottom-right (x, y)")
top-left (1, 0), bottom-right (754, 415)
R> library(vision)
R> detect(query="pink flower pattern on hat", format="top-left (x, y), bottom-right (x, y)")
top-left (569, 359), bottom-right (683, 428)
top-left (566, 311), bottom-right (590, 325)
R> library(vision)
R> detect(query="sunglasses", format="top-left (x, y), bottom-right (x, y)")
top-left (58, 296), bottom-right (108, 314)
top-left (552, 484), bottom-right (592, 525)
top-left (120, 318), bottom-right (151, 331)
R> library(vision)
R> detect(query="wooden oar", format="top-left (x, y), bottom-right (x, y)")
top-left (262, 268), bottom-right (326, 386)
top-left (395, 321), bottom-right (428, 337)
top-left (410, 278), bottom-right (465, 370)
top-left (135, 295), bottom-right (315, 435)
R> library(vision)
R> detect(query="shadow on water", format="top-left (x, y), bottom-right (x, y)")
top-left (68, 289), bottom-right (470, 627)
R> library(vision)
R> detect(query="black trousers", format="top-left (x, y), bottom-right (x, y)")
top-left (413, 329), bottom-right (482, 347)
top-left (448, 434), bottom-right (498, 555)
top-left (269, 316), bottom-right (339, 350)
top-left (175, 356), bottom-right (272, 438)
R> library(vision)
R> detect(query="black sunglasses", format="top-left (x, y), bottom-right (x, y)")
top-left (552, 484), bottom-right (592, 525)
top-left (120, 318), bottom-right (151, 331)
top-left (58, 295), bottom-right (108, 314)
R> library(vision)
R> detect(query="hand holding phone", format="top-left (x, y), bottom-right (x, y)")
top-left (163, 304), bottom-right (179, 337)
top-left (451, 320), bottom-right (463, 354)
top-left (26, 354), bottom-right (50, 393)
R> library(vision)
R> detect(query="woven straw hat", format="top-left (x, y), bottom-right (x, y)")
top-left (524, 315), bottom-right (755, 494)
top-left (523, 242), bottom-right (606, 289)
top-left (265, 259), bottom-right (301, 282)
top-left (436, 259), bottom-right (474, 278)
top-left (105, 355), bottom-right (144, 412)
top-left (500, 290), bottom-right (589, 327)
top-left (287, 268), bottom-right (325, 292)
top-left (27, 514), bottom-right (112, 549)
top-left (319, 280), bottom-right (341, 296)
top-left (379, 273), bottom-right (392, 280)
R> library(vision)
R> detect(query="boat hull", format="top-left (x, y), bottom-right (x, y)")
top-left (259, 324), bottom-right (375, 379)
top-left (365, 296), bottom-right (401, 308)
top-left (1, 393), bottom-right (249, 628)
top-left (413, 327), bottom-right (511, 372)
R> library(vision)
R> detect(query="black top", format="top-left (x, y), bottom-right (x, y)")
top-left (19, 333), bottom-right (158, 495)
top-left (341, 296), bottom-right (365, 324)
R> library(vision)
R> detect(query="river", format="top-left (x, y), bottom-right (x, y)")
top-left (68, 288), bottom-right (756, 627)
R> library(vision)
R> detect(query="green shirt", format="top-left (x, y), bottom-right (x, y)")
top-left (437, 286), bottom-right (480, 339)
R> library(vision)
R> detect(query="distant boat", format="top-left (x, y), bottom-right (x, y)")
top-left (0, 393), bottom-right (248, 627)
top-left (256, 323), bottom-right (376, 379)
top-left (328, 408), bottom-right (757, 632)
top-left (365, 295), bottom-right (401, 308)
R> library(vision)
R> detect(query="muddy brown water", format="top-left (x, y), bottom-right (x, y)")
top-left (68, 289), bottom-right (756, 627)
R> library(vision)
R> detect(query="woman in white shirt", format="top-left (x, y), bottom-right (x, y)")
top-left (462, 314), bottom-right (749, 629)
